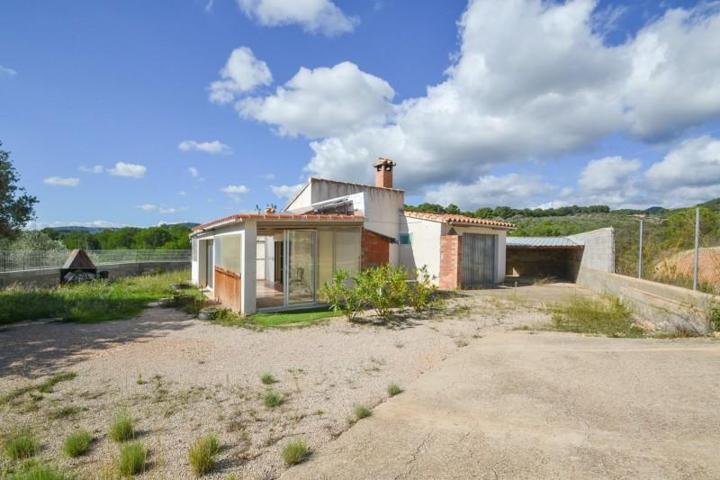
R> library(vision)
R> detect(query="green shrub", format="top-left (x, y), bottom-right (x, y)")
top-left (188, 433), bottom-right (220, 476)
top-left (3, 431), bottom-right (39, 460)
top-left (263, 390), bottom-right (285, 408)
top-left (353, 405), bottom-right (372, 420)
top-left (551, 295), bottom-right (644, 338)
top-left (710, 302), bottom-right (720, 332)
top-left (387, 383), bottom-right (403, 397)
top-left (109, 411), bottom-right (135, 442)
top-left (118, 442), bottom-right (147, 476)
top-left (281, 439), bottom-right (309, 466)
top-left (62, 430), bottom-right (92, 458)
top-left (320, 269), bottom-right (364, 322)
top-left (408, 266), bottom-right (439, 313)
top-left (260, 373), bottom-right (277, 385)
top-left (8, 463), bottom-right (72, 480)
top-left (38, 372), bottom-right (77, 394)
top-left (355, 265), bottom-right (409, 320)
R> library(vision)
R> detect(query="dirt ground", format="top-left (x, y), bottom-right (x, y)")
top-left (0, 285), bottom-right (559, 479)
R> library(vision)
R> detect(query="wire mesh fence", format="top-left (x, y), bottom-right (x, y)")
top-left (0, 249), bottom-right (191, 273)
top-left (614, 208), bottom-right (720, 295)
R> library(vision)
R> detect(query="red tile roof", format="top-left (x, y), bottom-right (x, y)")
top-left (403, 211), bottom-right (514, 229)
top-left (192, 212), bottom-right (363, 233)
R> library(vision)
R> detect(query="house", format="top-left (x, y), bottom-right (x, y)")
top-left (190, 158), bottom-right (512, 314)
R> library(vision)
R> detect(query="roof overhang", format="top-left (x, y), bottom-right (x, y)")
top-left (191, 213), bottom-right (364, 236)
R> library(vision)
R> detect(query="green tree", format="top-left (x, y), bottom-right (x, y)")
top-left (0, 143), bottom-right (37, 239)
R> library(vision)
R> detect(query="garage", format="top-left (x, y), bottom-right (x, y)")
top-left (505, 237), bottom-right (584, 283)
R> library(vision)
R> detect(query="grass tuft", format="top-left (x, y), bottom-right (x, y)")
top-left (387, 383), bottom-right (403, 397)
top-left (353, 405), bottom-right (372, 420)
top-left (109, 411), bottom-right (135, 442)
top-left (260, 373), bottom-right (277, 385)
top-left (188, 433), bottom-right (220, 476)
top-left (281, 439), bottom-right (309, 466)
top-left (62, 430), bottom-right (93, 458)
top-left (3, 431), bottom-right (39, 460)
top-left (118, 442), bottom-right (147, 476)
top-left (8, 463), bottom-right (72, 480)
top-left (551, 295), bottom-right (644, 338)
top-left (263, 390), bottom-right (285, 408)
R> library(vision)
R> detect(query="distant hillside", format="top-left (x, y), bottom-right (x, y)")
top-left (42, 223), bottom-right (198, 250)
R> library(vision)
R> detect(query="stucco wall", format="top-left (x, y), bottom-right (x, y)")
top-left (400, 216), bottom-right (443, 284)
top-left (570, 227), bottom-right (615, 273)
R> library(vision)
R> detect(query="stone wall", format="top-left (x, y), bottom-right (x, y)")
top-left (0, 261), bottom-right (189, 288)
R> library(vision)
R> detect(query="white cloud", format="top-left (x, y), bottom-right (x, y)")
top-left (239, 62), bottom-right (395, 138)
top-left (237, 0), bottom-right (356, 35)
top-left (424, 174), bottom-right (554, 210)
top-left (137, 204), bottom-right (180, 214)
top-left (0, 65), bottom-right (17, 77)
top-left (43, 177), bottom-right (80, 187)
top-left (178, 140), bottom-right (232, 155)
top-left (108, 162), bottom-right (146, 178)
top-left (79, 165), bottom-right (104, 174)
top-left (209, 47), bottom-right (272, 104)
top-left (223, 0), bottom-right (720, 192)
top-left (579, 156), bottom-right (642, 192)
top-left (646, 136), bottom-right (720, 189)
top-left (221, 184), bottom-right (249, 201)
top-left (188, 167), bottom-right (199, 177)
top-left (261, 173), bottom-right (276, 180)
top-left (270, 183), bottom-right (304, 199)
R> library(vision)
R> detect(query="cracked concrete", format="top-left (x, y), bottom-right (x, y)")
top-left (281, 331), bottom-right (720, 480)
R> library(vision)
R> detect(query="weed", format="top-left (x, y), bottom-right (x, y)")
top-left (37, 372), bottom-right (77, 393)
top-left (281, 439), bottom-right (309, 466)
top-left (263, 390), bottom-right (285, 408)
top-left (136, 373), bottom-right (146, 385)
top-left (260, 373), bottom-right (277, 385)
top-left (550, 295), bottom-right (644, 338)
top-left (8, 463), bottom-right (72, 480)
top-left (387, 383), bottom-right (403, 397)
top-left (62, 430), bottom-right (93, 458)
top-left (49, 405), bottom-right (85, 420)
top-left (454, 338), bottom-right (469, 347)
top-left (1, 372), bottom-right (77, 407)
top-left (188, 433), bottom-right (220, 476)
top-left (109, 411), bottom-right (135, 442)
top-left (118, 442), bottom-right (147, 476)
top-left (353, 405), bottom-right (372, 420)
top-left (3, 431), bottom-right (39, 460)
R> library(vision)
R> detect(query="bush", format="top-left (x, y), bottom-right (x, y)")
top-left (109, 411), bottom-right (135, 442)
top-left (387, 383), bottom-right (403, 397)
top-left (8, 463), bottom-right (72, 480)
top-left (260, 373), bottom-right (277, 385)
top-left (355, 265), bottom-right (409, 320)
top-left (3, 431), bottom-right (39, 460)
top-left (710, 302), bottom-right (720, 332)
top-left (281, 439), bottom-right (309, 466)
top-left (320, 269), bottom-right (364, 322)
top-left (188, 433), bottom-right (220, 476)
top-left (353, 405), bottom-right (372, 420)
top-left (62, 430), bottom-right (92, 458)
top-left (551, 295), bottom-right (644, 338)
top-left (118, 442), bottom-right (147, 476)
top-left (408, 266), bottom-right (438, 313)
top-left (263, 390), bottom-right (285, 408)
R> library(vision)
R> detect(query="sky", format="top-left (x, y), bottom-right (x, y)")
top-left (2, 0), bottom-right (720, 228)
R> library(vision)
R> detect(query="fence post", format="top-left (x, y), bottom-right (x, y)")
top-left (638, 219), bottom-right (644, 279)
top-left (693, 207), bottom-right (700, 291)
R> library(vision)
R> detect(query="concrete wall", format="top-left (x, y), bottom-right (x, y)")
top-left (577, 268), bottom-right (716, 333)
top-left (399, 216), bottom-right (443, 283)
top-left (0, 261), bottom-right (190, 288)
top-left (570, 227), bottom-right (615, 273)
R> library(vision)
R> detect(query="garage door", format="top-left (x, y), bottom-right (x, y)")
top-left (461, 234), bottom-right (496, 288)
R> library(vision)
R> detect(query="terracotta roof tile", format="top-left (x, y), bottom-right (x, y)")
top-left (403, 211), bottom-right (514, 229)
top-left (192, 212), bottom-right (363, 233)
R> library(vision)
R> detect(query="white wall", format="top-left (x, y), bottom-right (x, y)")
top-left (400, 216), bottom-right (443, 284)
top-left (241, 220), bottom-right (257, 315)
top-left (191, 238), bottom-right (199, 285)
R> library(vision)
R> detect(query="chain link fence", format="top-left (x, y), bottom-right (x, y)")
top-left (615, 208), bottom-right (720, 295)
top-left (0, 249), bottom-right (191, 273)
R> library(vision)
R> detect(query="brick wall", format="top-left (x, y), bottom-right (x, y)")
top-left (361, 228), bottom-right (390, 269)
top-left (439, 235), bottom-right (462, 289)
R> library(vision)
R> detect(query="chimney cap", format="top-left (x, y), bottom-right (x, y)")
top-left (373, 157), bottom-right (396, 168)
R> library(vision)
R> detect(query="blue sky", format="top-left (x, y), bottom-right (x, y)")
top-left (1, 0), bottom-right (720, 227)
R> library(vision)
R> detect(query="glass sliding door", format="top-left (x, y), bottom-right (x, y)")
top-left (286, 230), bottom-right (316, 306)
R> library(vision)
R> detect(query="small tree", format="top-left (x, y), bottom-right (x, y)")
top-left (0, 143), bottom-right (37, 239)
top-left (408, 266), bottom-right (439, 313)
top-left (355, 264), bottom-right (408, 321)
top-left (320, 269), bottom-right (364, 322)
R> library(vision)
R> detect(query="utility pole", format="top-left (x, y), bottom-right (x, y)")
top-left (693, 207), bottom-right (700, 291)
top-left (638, 218), bottom-right (644, 279)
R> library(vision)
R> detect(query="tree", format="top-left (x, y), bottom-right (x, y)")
top-left (0, 143), bottom-right (37, 239)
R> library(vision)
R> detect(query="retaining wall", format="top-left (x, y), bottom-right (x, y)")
top-left (0, 261), bottom-right (190, 288)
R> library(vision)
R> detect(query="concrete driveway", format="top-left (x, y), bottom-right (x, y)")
top-left (283, 331), bottom-right (720, 480)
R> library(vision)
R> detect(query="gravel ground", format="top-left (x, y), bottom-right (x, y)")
top-left (0, 288), bottom-right (559, 479)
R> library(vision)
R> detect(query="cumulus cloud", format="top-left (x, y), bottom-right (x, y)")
top-left (209, 47), bottom-right (272, 104)
top-left (188, 167), bottom-right (199, 178)
top-left (239, 62), bottom-right (394, 138)
top-left (237, 0), bottom-right (356, 35)
top-left (424, 174), bottom-right (555, 209)
top-left (579, 156), bottom-right (642, 192)
top-left (221, 184), bottom-right (249, 201)
top-left (137, 204), bottom-right (180, 214)
top-left (178, 140), bottom-right (232, 155)
top-left (0, 65), bottom-right (17, 77)
top-left (108, 162), bottom-right (146, 178)
top-left (79, 165), bottom-right (104, 174)
top-left (270, 183), bottom-right (304, 199)
top-left (43, 177), bottom-right (80, 187)
top-left (646, 136), bottom-right (720, 189)
top-left (226, 0), bottom-right (720, 193)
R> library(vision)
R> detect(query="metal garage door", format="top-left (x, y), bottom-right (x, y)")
top-left (461, 234), bottom-right (496, 288)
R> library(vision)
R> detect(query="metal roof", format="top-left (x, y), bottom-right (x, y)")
top-left (506, 236), bottom-right (583, 248)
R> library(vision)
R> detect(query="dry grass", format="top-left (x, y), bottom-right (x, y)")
top-left (281, 439), bottom-right (309, 466)
top-left (188, 433), bottom-right (220, 476)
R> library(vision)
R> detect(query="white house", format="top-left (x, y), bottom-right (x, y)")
top-left (190, 158), bottom-right (512, 314)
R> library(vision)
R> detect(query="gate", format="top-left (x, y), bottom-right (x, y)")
top-left (461, 234), bottom-right (496, 288)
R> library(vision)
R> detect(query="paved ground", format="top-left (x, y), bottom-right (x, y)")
top-left (284, 331), bottom-right (720, 480)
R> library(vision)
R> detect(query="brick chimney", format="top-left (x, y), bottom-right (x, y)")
top-left (373, 157), bottom-right (396, 188)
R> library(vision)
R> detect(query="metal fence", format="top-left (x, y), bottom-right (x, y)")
top-left (0, 249), bottom-right (191, 273)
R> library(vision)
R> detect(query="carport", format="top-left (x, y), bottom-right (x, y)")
top-left (506, 236), bottom-right (584, 282)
